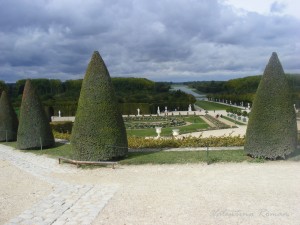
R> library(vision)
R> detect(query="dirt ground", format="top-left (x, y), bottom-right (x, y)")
top-left (1, 152), bottom-right (300, 225)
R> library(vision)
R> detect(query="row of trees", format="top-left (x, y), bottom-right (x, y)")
top-left (6, 77), bottom-right (179, 103)
top-left (186, 76), bottom-right (261, 94)
top-left (3, 77), bottom-right (195, 116)
top-left (187, 73), bottom-right (300, 106)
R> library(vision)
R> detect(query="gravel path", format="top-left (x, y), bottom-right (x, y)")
top-left (1, 144), bottom-right (300, 225)
top-left (0, 145), bottom-right (117, 225)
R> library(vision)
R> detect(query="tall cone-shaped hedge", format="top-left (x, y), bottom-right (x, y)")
top-left (17, 80), bottom-right (54, 149)
top-left (0, 91), bottom-right (18, 141)
top-left (245, 52), bottom-right (297, 159)
top-left (71, 51), bottom-right (128, 161)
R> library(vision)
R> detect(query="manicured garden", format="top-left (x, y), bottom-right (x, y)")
top-left (126, 115), bottom-right (209, 137)
top-left (1, 51), bottom-right (299, 165)
top-left (50, 115), bottom-right (213, 139)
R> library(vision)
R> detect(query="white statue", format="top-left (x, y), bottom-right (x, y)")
top-left (137, 108), bottom-right (140, 116)
top-left (188, 104), bottom-right (192, 112)
top-left (294, 104), bottom-right (298, 113)
top-left (58, 110), bottom-right (61, 117)
top-left (157, 106), bottom-right (160, 115)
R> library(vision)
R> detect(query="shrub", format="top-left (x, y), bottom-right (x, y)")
top-left (244, 52), bottom-right (297, 159)
top-left (128, 136), bottom-right (245, 149)
top-left (17, 80), bottom-right (55, 149)
top-left (71, 51), bottom-right (128, 161)
top-left (50, 121), bottom-right (73, 133)
top-left (53, 131), bottom-right (71, 141)
top-left (0, 91), bottom-right (18, 141)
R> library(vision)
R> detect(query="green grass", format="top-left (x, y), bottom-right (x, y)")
top-left (2, 141), bottom-right (252, 164)
top-left (196, 100), bottom-right (240, 110)
top-left (3, 141), bottom-right (299, 165)
top-left (222, 116), bottom-right (246, 125)
top-left (2, 142), bottom-right (74, 159)
top-left (120, 150), bottom-right (251, 165)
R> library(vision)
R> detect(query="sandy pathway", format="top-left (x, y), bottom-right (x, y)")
top-left (1, 144), bottom-right (300, 225)
top-left (53, 162), bottom-right (300, 225)
top-left (0, 160), bottom-right (52, 224)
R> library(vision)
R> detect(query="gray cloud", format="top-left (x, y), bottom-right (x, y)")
top-left (0, 0), bottom-right (299, 83)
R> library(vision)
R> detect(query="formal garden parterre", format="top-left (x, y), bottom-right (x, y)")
top-left (0, 51), bottom-right (299, 164)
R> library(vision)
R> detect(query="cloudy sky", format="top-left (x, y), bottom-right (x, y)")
top-left (0, 0), bottom-right (299, 82)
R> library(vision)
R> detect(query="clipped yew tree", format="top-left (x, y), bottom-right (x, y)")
top-left (17, 80), bottom-right (55, 149)
top-left (245, 52), bottom-right (297, 159)
top-left (71, 51), bottom-right (128, 161)
top-left (0, 91), bottom-right (18, 141)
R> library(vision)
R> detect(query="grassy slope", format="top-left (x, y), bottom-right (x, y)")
top-left (196, 100), bottom-right (240, 110)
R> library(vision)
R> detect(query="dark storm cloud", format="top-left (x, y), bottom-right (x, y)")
top-left (0, 0), bottom-right (299, 82)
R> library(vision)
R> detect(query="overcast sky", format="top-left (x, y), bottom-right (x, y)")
top-left (0, 0), bottom-right (299, 82)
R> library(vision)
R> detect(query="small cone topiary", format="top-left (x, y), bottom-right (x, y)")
top-left (244, 52), bottom-right (297, 159)
top-left (71, 51), bottom-right (128, 161)
top-left (0, 91), bottom-right (18, 141)
top-left (17, 80), bottom-right (55, 149)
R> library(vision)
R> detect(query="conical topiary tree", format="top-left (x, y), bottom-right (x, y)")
top-left (71, 51), bottom-right (128, 161)
top-left (244, 52), bottom-right (297, 159)
top-left (0, 91), bottom-right (18, 141)
top-left (17, 80), bottom-right (55, 149)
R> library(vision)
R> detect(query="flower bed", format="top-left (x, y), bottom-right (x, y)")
top-left (204, 114), bottom-right (231, 129)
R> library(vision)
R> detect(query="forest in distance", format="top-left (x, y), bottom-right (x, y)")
top-left (185, 73), bottom-right (300, 106)
top-left (0, 77), bottom-right (196, 116)
top-left (1, 74), bottom-right (300, 116)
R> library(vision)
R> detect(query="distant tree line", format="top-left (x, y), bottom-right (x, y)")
top-left (186, 74), bottom-right (300, 106)
top-left (3, 77), bottom-right (195, 116)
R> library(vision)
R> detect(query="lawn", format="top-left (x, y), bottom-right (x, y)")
top-left (3, 141), bottom-right (300, 165)
top-left (2, 142), bottom-right (253, 164)
top-left (195, 100), bottom-right (240, 110)
top-left (3, 142), bottom-right (74, 159)
top-left (120, 150), bottom-right (251, 164)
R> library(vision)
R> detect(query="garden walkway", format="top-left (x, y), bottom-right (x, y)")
top-left (0, 145), bottom-right (118, 225)
top-left (1, 144), bottom-right (300, 225)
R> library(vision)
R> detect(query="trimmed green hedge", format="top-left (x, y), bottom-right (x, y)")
top-left (17, 80), bottom-right (55, 149)
top-left (50, 121), bottom-right (73, 133)
top-left (245, 52), bottom-right (297, 159)
top-left (71, 51), bottom-right (128, 161)
top-left (0, 91), bottom-right (18, 141)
